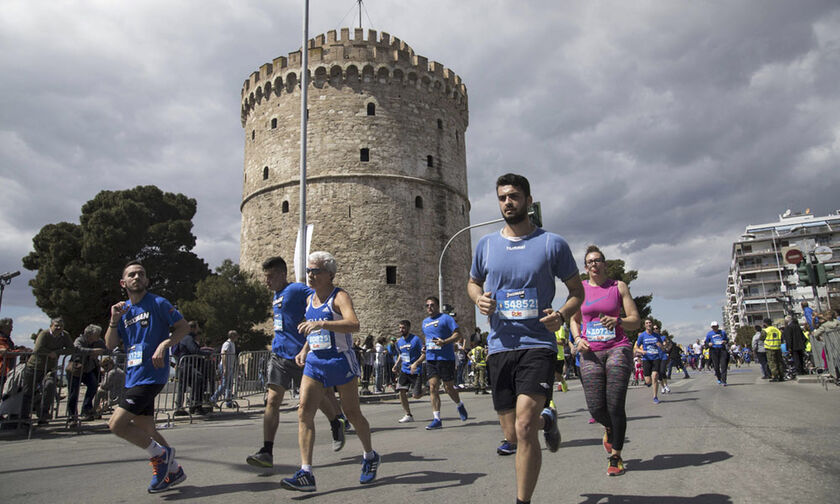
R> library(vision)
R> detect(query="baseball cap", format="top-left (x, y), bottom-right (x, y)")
top-left (710, 321), bottom-right (719, 327)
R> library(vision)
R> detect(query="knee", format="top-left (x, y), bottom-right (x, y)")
top-left (514, 416), bottom-right (539, 442)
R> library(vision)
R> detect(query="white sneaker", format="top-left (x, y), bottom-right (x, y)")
top-left (664, 385), bottom-right (671, 393)
top-left (398, 414), bottom-right (414, 423)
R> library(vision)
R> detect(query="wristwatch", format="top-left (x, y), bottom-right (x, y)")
top-left (616, 316), bottom-right (622, 327)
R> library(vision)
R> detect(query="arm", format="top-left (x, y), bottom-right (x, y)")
top-left (295, 341), bottom-right (310, 367)
top-left (74, 336), bottom-right (105, 356)
top-left (298, 290), bottom-right (361, 335)
top-left (410, 350), bottom-right (426, 373)
top-left (542, 274), bottom-right (585, 333)
top-left (151, 318), bottom-right (190, 368)
top-left (602, 281), bottom-right (641, 331)
top-left (569, 310), bottom-right (589, 354)
top-left (105, 301), bottom-right (130, 351)
top-left (468, 277), bottom-right (496, 316)
top-left (440, 327), bottom-right (462, 346)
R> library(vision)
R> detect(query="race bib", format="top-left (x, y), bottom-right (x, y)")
top-left (127, 344), bottom-right (143, 367)
top-left (307, 330), bottom-right (332, 351)
top-left (646, 345), bottom-right (659, 356)
top-left (401, 352), bottom-right (411, 363)
top-left (586, 321), bottom-right (615, 342)
top-left (273, 315), bottom-right (284, 333)
top-left (712, 336), bottom-right (723, 346)
top-left (426, 338), bottom-right (441, 350)
top-left (497, 288), bottom-right (539, 320)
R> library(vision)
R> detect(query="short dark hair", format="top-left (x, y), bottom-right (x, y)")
top-left (262, 256), bottom-right (287, 272)
top-left (425, 296), bottom-right (440, 305)
top-left (763, 317), bottom-right (772, 325)
top-left (754, 325), bottom-right (762, 331)
top-left (584, 245), bottom-right (605, 263)
top-left (496, 173), bottom-right (531, 198)
top-left (399, 319), bottom-right (411, 328)
top-left (122, 260), bottom-right (144, 276)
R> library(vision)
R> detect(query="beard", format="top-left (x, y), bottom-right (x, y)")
top-left (503, 206), bottom-right (529, 225)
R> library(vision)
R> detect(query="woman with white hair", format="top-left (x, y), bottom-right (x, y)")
top-left (281, 251), bottom-right (380, 493)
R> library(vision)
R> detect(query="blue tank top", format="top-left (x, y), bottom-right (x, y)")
top-left (305, 287), bottom-right (353, 359)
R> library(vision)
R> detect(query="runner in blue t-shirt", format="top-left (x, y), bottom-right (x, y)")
top-left (654, 324), bottom-right (671, 394)
top-left (104, 261), bottom-right (190, 493)
top-left (247, 256), bottom-right (346, 470)
top-left (704, 321), bottom-right (730, 385)
top-left (468, 173), bottom-right (585, 504)
top-left (633, 319), bottom-right (664, 404)
top-left (413, 296), bottom-right (468, 430)
top-left (392, 320), bottom-right (424, 423)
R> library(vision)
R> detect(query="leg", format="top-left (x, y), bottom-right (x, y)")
top-left (579, 350), bottom-right (610, 427)
top-left (297, 376), bottom-right (325, 466)
top-left (66, 374), bottom-right (82, 418)
top-left (398, 389), bottom-right (412, 416)
top-left (81, 370), bottom-right (100, 415)
top-left (514, 393), bottom-right (546, 502)
top-left (443, 380), bottom-right (461, 403)
top-left (318, 389), bottom-right (338, 420)
top-left (109, 407), bottom-right (166, 449)
top-left (264, 385), bottom-right (286, 444)
top-left (336, 378), bottom-right (372, 452)
top-left (604, 347), bottom-right (633, 455)
top-left (428, 375), bottom-right (441, 415)
top-left (719, 351), bottom-right (729, 383)
top-left (498, 408), bottom-right (516, 444)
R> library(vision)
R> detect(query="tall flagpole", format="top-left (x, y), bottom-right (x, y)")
top-left (297, 0), bottom-right (309, 282)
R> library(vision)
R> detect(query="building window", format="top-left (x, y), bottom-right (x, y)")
top-left (437, 118), bottom-right (443, 129)
top-left (367, 103), bottom-right (375, 116)
top-left (271, 118), bottom-right (277, 129)
top-left (455, 130), bottom-right (459, 143)
top-left (427, 155), bottom-right (434, 167)
top-left (386, 266), bottom-right (397, 284)
top-left (282, 201), bottom-right (289, 213)
top-left (263, 167), bottom-right (269, 180)
top-left (251, 130), bottom-right (255, 140)
top-left (415, 196), bottom-right (423, 209)
top-left (360, 148), bottom-right (370, 162)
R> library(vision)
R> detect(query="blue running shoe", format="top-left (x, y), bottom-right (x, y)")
top-left (653, 397), bottom-right (660, 404)
top-left (717, 380), bottom-right (721, 385)
top-left (164, 466), bottom-right (187, 489)
top-left (457, 404), bottom-right (468, 421)
top-left (147, 446), bottom-right (174, 493)
top-left (281, 469), bottom-right (316, 492)
top-left (425, 418), bottom-right (443, 430)
top-left (359, 451), bottom-right (381, 484)
top-left (541, 408), bottom-right (561, 452)
top-left (497, 439), bottom-right (517, 455)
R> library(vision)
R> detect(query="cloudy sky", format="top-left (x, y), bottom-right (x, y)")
top-left (2, 0), bottom-right (839, 345)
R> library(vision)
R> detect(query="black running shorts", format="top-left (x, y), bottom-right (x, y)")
top-left (487, 348), bottom-right (556, 412)
top-left (425, 360), bottom-right (456, 382)
top-left (119, 383), bottom-right (165, 416)
top-left (642, 359), bottom-right (661, 377)
top-left (396, 371), bottom-right (419, 390)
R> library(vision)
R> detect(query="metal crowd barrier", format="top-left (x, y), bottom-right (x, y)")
top-left (819, 326), bottom-right (840, 386)
top-left (235, 350), bottom-right (270, 407)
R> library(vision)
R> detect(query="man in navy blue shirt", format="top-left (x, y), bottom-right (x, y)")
top-left (105, 260), bottom-right (191, 493)
top-left (392, 320), bottom-right (424, 423)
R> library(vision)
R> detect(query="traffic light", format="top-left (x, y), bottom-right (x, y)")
top-left (528, 202), bottom-right (542, 228)
top-left (815, 264), bottom-right (828, 286)
top-left (797, 263), bottom-right (816, 286)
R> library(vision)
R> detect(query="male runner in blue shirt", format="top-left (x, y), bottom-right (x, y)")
top-left (392, 320), bottom-right (424, 423)
top-left (105, 260), bottom-right (190, 493)
top-left (468, 173), bottom-right (584, 504)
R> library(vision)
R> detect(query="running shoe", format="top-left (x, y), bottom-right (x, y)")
top-left (148, 446), bottom-right (174, 493)
top-left (359, 451), bottom-right (381, 484)
top-left (246, 450), bottom-right (273, 468)
top-left (281, 469), bottom-right (316, 492)
top-left (338, 413), bottom-right (352, 432)
top-left (561, 381), bottom-right (568, 393)
top-left (331, 417), bottom-right (346, 452)
top-left (457, 404), bottom-right (468, 421)
top-left (607, 454), bottom-right (625, 476)
top-left (163, 465), bottom-right (187, 489)
top-left (497, 439), bottom-right (517, 455)
top-left (717, 380), bottom-right (721, 385)
top-left (660, 386), bottom-right (666, 394)
top-left (425, 418), bottom-right (443, 430)
top-left (588, 417), bottom-right (596, 424)
top-left (541, 407), bottom-right (561, 452)
top-left (557, 383), bottom-right (563, 392)
top-left (722, 382), bottom-right (727, 387)
top-left (398, 414), bottom-right (414, 423)
top-left (664, 384), bottom-right (671, 393)
top-left (653, 397), bottom-right (660, 404)
top-left (602, 431), bottom-right (612, 454)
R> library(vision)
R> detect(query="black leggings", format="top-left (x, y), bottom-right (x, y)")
top-left (580, 345), bottom-right (633, 451)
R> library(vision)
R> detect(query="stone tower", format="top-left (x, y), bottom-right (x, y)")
top-left (239, 28), bottom-right (474, 338)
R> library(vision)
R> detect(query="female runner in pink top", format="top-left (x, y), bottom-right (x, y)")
top-left (570, 245), bottom-right (641, 476)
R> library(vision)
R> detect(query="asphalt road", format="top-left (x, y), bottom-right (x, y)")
top-left (1, 366), bottom-right (838, 504)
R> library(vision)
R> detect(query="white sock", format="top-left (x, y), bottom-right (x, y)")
top-left (170, 457), bottom-right (179, 470)
top-left (301, 464), bottom-right (312, 473)
top-left (145, 440), bottom-right (164, 458)
top-left (363, 450), bottom-right (375, 460)
top-left (433, 411), bottom-right (441, 420)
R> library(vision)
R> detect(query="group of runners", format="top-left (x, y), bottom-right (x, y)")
top-left (102, 173), bottom-right (684, 503)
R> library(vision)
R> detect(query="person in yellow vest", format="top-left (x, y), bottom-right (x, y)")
top-left (762, 318), bottom-right (784, 382)
top-left (554, 326), bottom-right (569, 393)
top-left (469, 343), bottom-right (488, 394)
top-left (803, 325), bottom-right (812, 372)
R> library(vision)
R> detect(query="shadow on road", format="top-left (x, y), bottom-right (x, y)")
top-left (577, 492), bottom-right (732, 503)
top-left (160, 481), bottom-right (285, 500)
top-left (561, 437), bottom-right (630, 449)
top-left (623, 451), bottom-right (732, 471)
top-left (625, 415), bottom-right (661, 422)
top-left (287, 469), bottom-right (487, 499)
top-left (656, 398), bottom-right (698, 403)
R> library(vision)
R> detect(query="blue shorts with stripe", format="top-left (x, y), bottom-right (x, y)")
top-left (303, 350), bottom-right (360, 388)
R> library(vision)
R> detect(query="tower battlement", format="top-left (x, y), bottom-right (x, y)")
top-left (240, 28), bottom-right (468, 127)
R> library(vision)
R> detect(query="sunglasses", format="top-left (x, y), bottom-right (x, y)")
top-left (305, 268), bottom-right (323, 275)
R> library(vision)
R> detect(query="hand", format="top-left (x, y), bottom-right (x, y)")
top-left (151, 342), bottom-right (168, 368)
top-left (110, 301), bottom-right (129, 321)
top-left (94, 348), bottom-right (107, 356)
top-left (409, 363), bottom-right (418, 374)
top-left (476, 291), bottom-right (496, 316)
top-left (540, 309), bottom-right (564, 332)
top-left (576, 338), bottom-right (590, 354)
top-left (433, 338), bottom-right (444, 347)
top-left (600, 314), bottom-right (619, 331)
top-left (297, 320), bottom-right (322, 336)
top-left (48, 351), bottom-right (57, 359)
top-left (295, 349), bottom-right (307, 368)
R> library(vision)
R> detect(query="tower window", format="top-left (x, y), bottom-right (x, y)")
top-left (271, 118), bottom-right (277, 129)
top-left (263, 167), bottom-right (269, 180)
top-left (386, 266), bottom-right (397, 285)
top-left (360, 148), bottom-right (370, 162)
top-left (437, 119), bottom-right (443, 129)
top-left (455, 130), bottom-right (459, 143)
top-left (282, 200), bottom-right (289, 213)
top-left (427, 155), bottom-right (434, 167)
top-left (367, 103), bottom-right (375, 116)
top-left (415, 196), bottom-right (423, 209)
top-left (251, 130), bottom-right (255, 140)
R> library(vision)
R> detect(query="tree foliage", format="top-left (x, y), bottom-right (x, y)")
top-left (23, 186), bottom-right (210, 336)
top-left (735, 325), bottom-right (755, 347)
top-left (580, 258), bottom-right (653, 343)
top-left (179, 260), bottom-right (271, 351)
